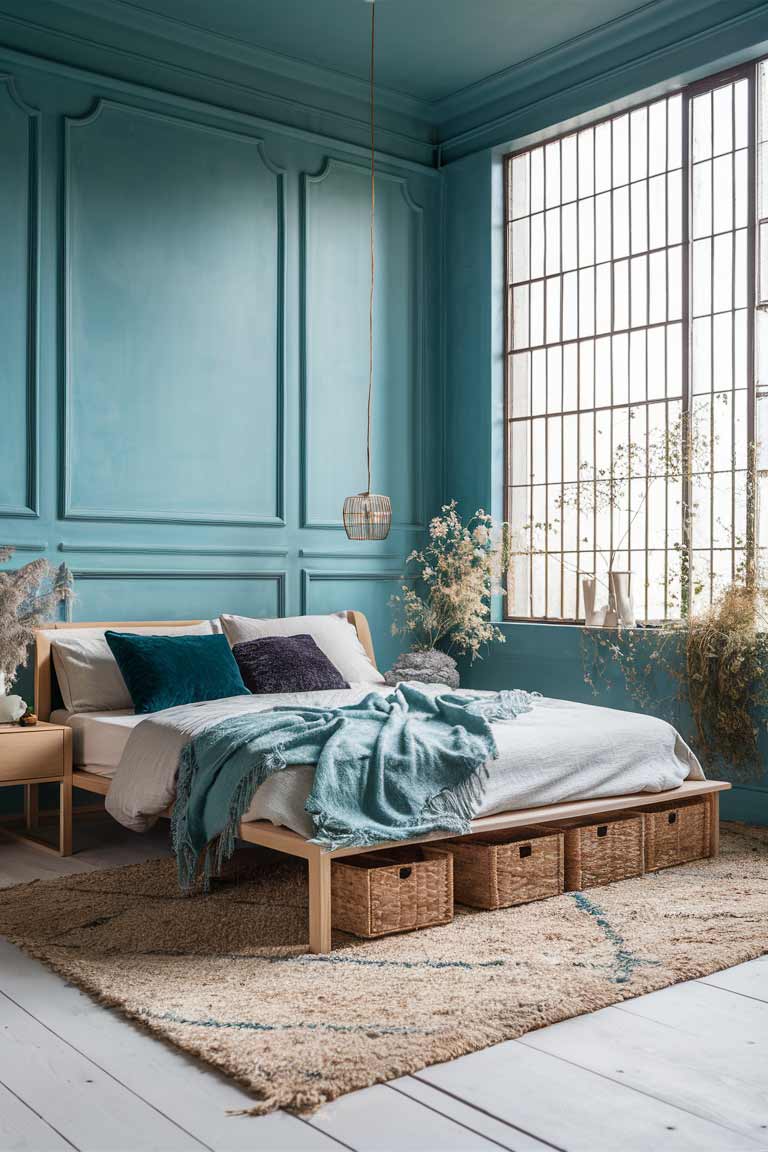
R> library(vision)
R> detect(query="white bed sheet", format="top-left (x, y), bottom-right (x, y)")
top-left (102, 684), bottom-right (704, 838)
top-left (51, 708), bottom-right (142, 771)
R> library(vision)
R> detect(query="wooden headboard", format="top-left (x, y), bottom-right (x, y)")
top-left (33, 611), bottom-right (376, 721)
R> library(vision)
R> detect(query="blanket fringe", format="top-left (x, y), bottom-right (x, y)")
top-left (422, 759), bottom-right (490, 827)
top-left (173, 741), bottom-right (288, 894)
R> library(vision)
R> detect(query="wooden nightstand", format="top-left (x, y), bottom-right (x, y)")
top-left (0, 722), bottom-right (72, 856)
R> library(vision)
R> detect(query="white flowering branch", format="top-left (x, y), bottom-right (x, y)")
top-left (389, 502), bottom-right (510, 661)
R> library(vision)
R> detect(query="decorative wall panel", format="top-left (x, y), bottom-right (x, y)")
top-left (301, 158), bottom-right (424, 530)
top-left (63, 101), bottom-right (284, 526)
top-left (71, 570), bottom-right (285, 621)
top-left (0, 76), bottom-right (37, 519)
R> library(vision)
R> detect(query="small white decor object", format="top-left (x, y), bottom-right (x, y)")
top-left (609, 571), bottom-right (636, 627)
top-left (581, 575), bottom-right (609, 628)
top-left (0, 693), bottom-right (26, 723)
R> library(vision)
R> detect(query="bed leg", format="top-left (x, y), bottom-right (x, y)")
top-left (708, 791), bottom-right (720, 858)
top-left (308, 850), bottom-right (332, 954)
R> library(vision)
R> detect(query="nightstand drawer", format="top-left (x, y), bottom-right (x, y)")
top-left (0, 731), bottom-right (64, 782)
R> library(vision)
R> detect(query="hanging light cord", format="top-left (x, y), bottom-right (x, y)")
top-left (366, 0), bottom-right (375, 496)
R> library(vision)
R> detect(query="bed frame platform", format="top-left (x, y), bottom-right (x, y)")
top-left (34, 616), bottom-right (730, 954)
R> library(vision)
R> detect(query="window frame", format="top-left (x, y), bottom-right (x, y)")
top-left (502, 60), bottom-right (758, 625)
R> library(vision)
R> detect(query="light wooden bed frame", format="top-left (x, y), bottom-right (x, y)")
top-left (34, 614), bottom-right (730, 954)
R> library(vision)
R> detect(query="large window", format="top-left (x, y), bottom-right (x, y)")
top-left (504, 64), bottom-right (766, 623)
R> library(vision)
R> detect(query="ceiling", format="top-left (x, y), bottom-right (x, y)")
top-left (96, 0), bottom-right (656, 105)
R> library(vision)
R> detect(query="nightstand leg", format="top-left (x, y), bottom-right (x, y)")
top-left (60, 728), bottom-right (73, 856)
top-left (24, 784), bottom-right (39, 831)
top-left (59, 777), bottom-right (72, 856)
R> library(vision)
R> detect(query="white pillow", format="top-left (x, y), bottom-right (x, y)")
top-left (219, 613), bottom-right (384, 684)
top-left (49, 622), bottom-right (218, 713)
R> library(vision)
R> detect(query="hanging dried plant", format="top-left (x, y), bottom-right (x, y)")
top-left (0, 547), bottom-right (74, 689)
top-left (685, 585), bottom-right (768, 776)
top-left (581, 582), bottom-right (768, 780)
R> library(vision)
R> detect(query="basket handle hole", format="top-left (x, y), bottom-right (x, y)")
top-left (668, 812), bottom-right (677, 825)
top-left (519, 844), bottom-right (532, 859)
top-left (399, 867), bottom-right (412, 880)
top-left (597, 825), bottom-right (608, 837)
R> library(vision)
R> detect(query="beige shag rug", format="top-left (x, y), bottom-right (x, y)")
top-left (0, 823), bottom-right (766, 1115)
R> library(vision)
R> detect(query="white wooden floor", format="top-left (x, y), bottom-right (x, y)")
top-left (0, 818), bottom-right (766, 1152)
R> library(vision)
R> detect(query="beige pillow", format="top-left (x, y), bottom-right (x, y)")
top-left (219, 613), bottom-right (383, 684)
top-left (50, 622), bottom-right (218, 713)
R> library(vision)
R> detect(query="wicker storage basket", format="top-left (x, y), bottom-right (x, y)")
top-left (641, 797), bottom-right (711, 871)
top-left (443, 827), bottom-right (564, 909)
top-left (556, 812), bottom-right (644, 891)
top-left (331, 846), bottom-right (453, 939)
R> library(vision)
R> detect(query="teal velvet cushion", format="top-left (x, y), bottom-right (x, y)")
top-left (105, 631), bottom-right (249, 714)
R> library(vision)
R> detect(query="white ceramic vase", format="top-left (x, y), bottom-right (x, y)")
top-left (581, 575), bottom-right (610, 627)
top-left (609, 571), bottom-right (636, 627)
top-left (0, 671), bottom-right (26, 723)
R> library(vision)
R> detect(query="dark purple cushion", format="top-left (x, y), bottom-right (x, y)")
top-left (232, 634), bottom-right (349, 695)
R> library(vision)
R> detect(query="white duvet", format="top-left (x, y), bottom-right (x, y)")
top-left (104, 683), bottom-right (704, 836)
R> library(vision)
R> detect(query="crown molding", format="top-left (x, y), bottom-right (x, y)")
top-left (436, 0), bottom-right (768, 161)
top-left (48, 0), bottom-right (431, 122)
top-left (433, 0), bottom-right (701, 122)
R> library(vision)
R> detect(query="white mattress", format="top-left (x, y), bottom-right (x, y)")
top-left (51, 708), bottom-right (142, 772)
top-left (102, 685), bottom-right (704, 838)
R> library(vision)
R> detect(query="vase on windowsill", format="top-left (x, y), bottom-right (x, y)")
top-left (581, 572), bottom-right (636, 629)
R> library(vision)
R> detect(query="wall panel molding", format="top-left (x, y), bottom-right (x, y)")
top-left (300, 567), bottom-right (407, 613)
top-left (0, 74), bottom-right (38, 520)
top-left (298, 548), bottom-right (402, 561)
top-left (1, 541), bottom-right (47, 555)
top-left (72, 568), bottom-right (287, 618)
top-left (62, 98), bottom-right (285, 528)
top-left (300, 156), bottom-right (426, 532)
top-left (58, 543), bottom-right (289, 557)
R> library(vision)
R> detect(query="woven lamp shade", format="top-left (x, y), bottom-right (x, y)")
top-left (343, 492), bottom-right (392, 540)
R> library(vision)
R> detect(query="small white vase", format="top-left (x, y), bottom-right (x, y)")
top-left (581, 575), bottom-right (609, 627)
top-left (609, 571), bottom-right (636, 627)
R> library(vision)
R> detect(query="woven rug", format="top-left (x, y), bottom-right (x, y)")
top-left (0, 823), bottom-right (766, 1115)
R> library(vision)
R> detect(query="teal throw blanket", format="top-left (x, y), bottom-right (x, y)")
top-left (171, 684), bottom-right (536, 893)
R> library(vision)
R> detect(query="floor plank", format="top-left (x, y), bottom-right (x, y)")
top-left (309, 1082), bottom-right (505, 1151)
top-left (520, 1004), bottom-right (768, 1144)
top-left (390, 1077), bottom-right (553, 1151)
top-left (0, 988), bottom-right (207, 1152)
top-left (0, 939), bottom-right (344, 1152)
top-left (0, 816), bottom-right (171, 888)
top-left (0, 834), bottom-right (97, 888)
top-left (700, 959), bottom-right (768, 1003)
top-left (417, 1039), bottom-right (765, 1152)
top-left (0, 1080), bottom-right (75, 1152)
top-left (618, 976), bottom-right (768, 1046)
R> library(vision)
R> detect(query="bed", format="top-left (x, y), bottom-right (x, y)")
top-left (33, 615), bottom-right (730, 953)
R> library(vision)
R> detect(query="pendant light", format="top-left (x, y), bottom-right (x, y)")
top-left (342, 0), bottom-right (392, 540)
